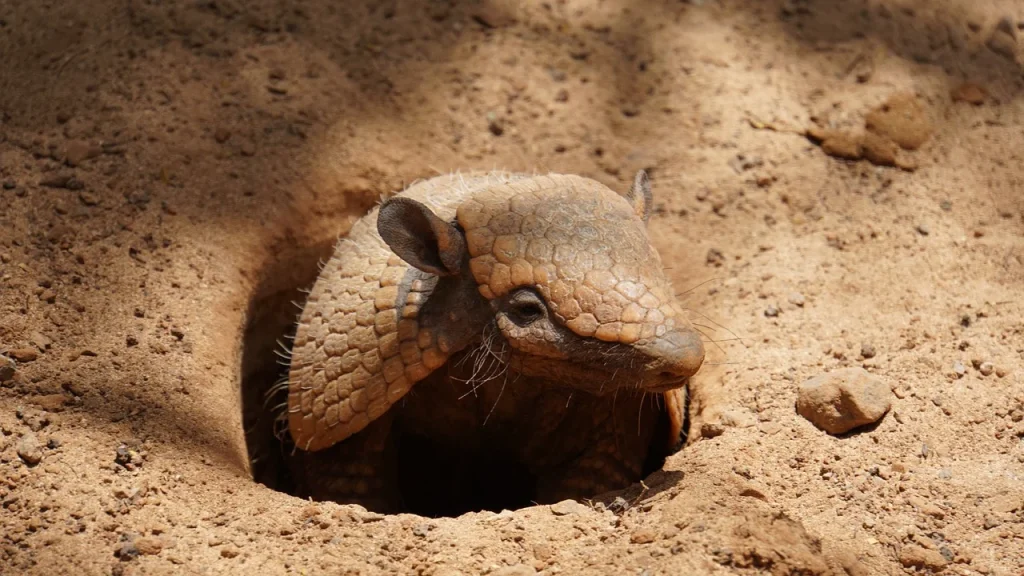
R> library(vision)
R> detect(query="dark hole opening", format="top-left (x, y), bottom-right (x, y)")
top-left (242, 252), bottom-right (689, 518)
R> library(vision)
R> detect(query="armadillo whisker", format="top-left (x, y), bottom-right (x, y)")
top-left (674, 276), bottom-right (722, 297)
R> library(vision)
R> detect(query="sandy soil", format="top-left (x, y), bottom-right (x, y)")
top-left (1, 0), bottom-right (1023, 574)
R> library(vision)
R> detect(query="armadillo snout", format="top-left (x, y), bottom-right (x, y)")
top-left (638, 327), bottom-right (705, 384)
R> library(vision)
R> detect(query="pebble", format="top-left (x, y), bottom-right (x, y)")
top-left (220, 545), bottom-right (240, 558)
top-left (899, 545), bottom-right (948, 571)
top-left (238, 139), bottom-right (256, 157)
top-left (915, 223), bottom-right (930, 236)
top-left (39, 174), bottom-right (85, 190)
top-left (865, 93), bottom-right (933, 151)
top-left (550, 499), bottom-right (588, 516)
top-left (630, 528), bottom-right (658, 544)
top-left (820, 133), bottom-right (862, 160)
top-left (700, 422), bottom-right (725, 438)
top-left (64, 141), bottom-right (99, 166)
top-left (8, 348), bottom-right (39, 362)
top-left (17, 432), bottom-right (43, 466)
top-left (533, 544), bottom-right (554, 561)
top-left (861, 132), bottom-right (898, 167)
top-left (487, 112), bottom-right (505, 136)
top-left (987, 18), bottom-right (1018, 59)
top-left (995, 366), bottom-right (1009, 378)
top-left (951, 82), bottom-right (987, 105)
top-left (787, 292), bottom-right (805, 307)
top-left (133, 536), bottom-right (165, 555)
top-left (117, 541), bottom-right (141, 561)
top-left (764, 305), bottom-right (779, 318)
top-left (796, 367), bottom-right (891, 434)
top-left (978, 362), bottom-right (994, 376)
top-left (860, 343), bottom-right (876, 359)
top-left (0, 355), bottom-right (14, 382)
top-left (952, 361), bottom-right (966, 378)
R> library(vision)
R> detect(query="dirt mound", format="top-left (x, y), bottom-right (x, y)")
top-left (2, 0), bottom-right (1023, 574)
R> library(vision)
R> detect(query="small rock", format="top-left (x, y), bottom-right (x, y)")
top-left (117, 541), bottom-right (140, 561)
top-left (915, 223), bottom-right (930, 236)
top-left (29, 332), bottom-right (52, 350)
top-left (860, 343), bottom-right (876, 359)
top-left (412, 523), bottom-right (431, 537)
top-left (706, 248), bottom-right (725, 267)
top-left (630, 528), bottom-right (658, 544)
top-left (471, 5), bottom-right (515, 28)
top-left (899, 545), bottom-right (948, 571)
top-left (238, 139), bottom-right (256, 157)
top-left (865, 93), bottom-right (933, 151)
top-left (39, 174), bottom-right (85, 190)
top-left (787, 292), bottom-right (805, 307)
top-left (550, 499), bottom-right (588, 516)
top-left (133, 536), bottom-right (164, 556)
top-left (861, 132), bottom-right (898, 167)
top-left (700, 422), bottom-right (725, 438)
top-left (32, 394), bottom-right (67, 412)
top-left (796, 367), bottom-right (891, 434)
top-left (952, 361), bottom-right (966, 378)
top-left (995, 366), bottom-right (1009, 378)
top-left (0, 355), bottom-right (14, 382)
top-left (214, 128), bottom-right (231, 143)
top-left (533, 544), bottom-right (554, 561)
top-left (17, 433), bottom-right (43, 465)
top-left (987, 18), bottom-right (1018, 59)
top-left (8, 348), bottom-right (38, 362)
top-left (64, 141), bottom-right (99, 166)
top-left (764, 305), bottom-right (779, 318)
top-left (220, 545), bottom-right (240, 558)
top-left (978, 362), bottom-right (994, 376)
top-left (820, 133), bottom-right (862, 160)
top-left (607, 496), bottom-right (630, 514)
top-left (951, 82), bottom-right (987, 105)
top-left (487, 112), bottom-right (505, 136)
top-left (79, 192), bottom-right (100, 206)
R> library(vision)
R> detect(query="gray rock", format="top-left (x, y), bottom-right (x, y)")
top-left (17, 432), bottom-right (43, 465)
top-left (796, 367), bottom-right (891, 434)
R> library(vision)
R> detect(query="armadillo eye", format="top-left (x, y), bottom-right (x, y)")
top-left (506, 288), bottom-right (547, 326)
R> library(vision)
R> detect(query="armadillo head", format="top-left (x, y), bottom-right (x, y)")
top-left (377, 171), bottom-right (705, 396)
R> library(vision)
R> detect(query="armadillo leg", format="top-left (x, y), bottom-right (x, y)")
top-left (287, 411), bottom-right (402, 513)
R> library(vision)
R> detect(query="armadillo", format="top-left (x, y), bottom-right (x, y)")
top-left (281, 170), bottom-right (705, 513)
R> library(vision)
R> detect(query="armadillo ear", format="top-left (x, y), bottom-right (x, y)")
top-left (377, 197), bottom-right (467, 276)
top-left (625, 169), bottom-right (653, 224)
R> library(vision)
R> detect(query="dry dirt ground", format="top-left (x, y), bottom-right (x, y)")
top-left (2, 0), bottom-right (1023, 574)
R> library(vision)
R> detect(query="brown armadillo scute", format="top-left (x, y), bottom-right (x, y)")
top-left (457, 174), bottom-right (686, 347)
top-left (288, 172), bottom-right (531, 451)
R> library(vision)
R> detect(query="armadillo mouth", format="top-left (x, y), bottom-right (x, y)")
top-left (643, 376), bottom-right (690, 394)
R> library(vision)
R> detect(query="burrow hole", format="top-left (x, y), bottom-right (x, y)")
top-left (241, 243), bottom-right (689, 518)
